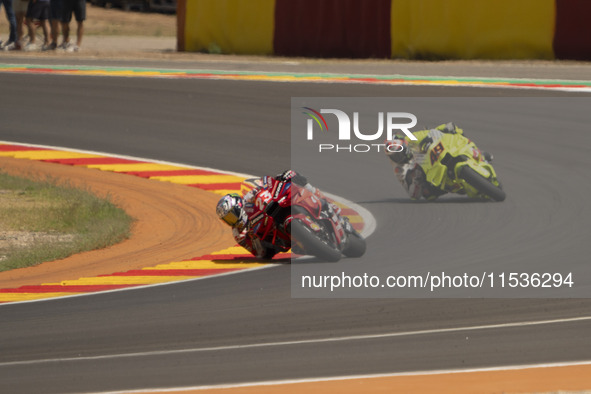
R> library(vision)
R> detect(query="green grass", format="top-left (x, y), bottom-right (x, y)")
top-left (0, 172), bottom-right (134, 272)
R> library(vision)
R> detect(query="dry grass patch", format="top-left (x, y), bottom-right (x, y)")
top-left (0, 172), bottom-right (134, 271)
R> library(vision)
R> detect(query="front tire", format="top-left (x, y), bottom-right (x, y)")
top-left (342, 232), bottom-right (366, 258)
top-left (458, 166), bottom-right (506, 202)
top-left (291, 219), bottom-right (341, 262)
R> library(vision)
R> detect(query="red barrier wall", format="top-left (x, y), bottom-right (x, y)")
top-left (554, 0), bottom-right (591, 60)
top-left (179, 0), bottom-right (591, 60)
top-left (274, 0), bottom-right (391, 58)
top-left (177, 0), bottom-right (185, 51)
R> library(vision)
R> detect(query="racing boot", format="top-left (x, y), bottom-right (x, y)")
top-left (341, 216), bottom-right (355, 234)
top-left (395, 162), bottom-right (425, 200)
top-left (422, 183), bottom-right (448, 200)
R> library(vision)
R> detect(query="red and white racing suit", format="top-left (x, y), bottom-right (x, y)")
top-left (232, 171), bottom-right (337, 259)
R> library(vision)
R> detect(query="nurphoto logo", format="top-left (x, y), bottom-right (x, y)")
top-left (302, 107), bottom-right (418, 153)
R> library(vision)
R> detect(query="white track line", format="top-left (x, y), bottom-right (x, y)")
top-left (1, 315), bottom-right (590, 368)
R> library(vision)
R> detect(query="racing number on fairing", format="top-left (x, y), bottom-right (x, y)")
top-left (430, 142), bottom-right (445, 165)
top-left (255, 190), bottom-right (273, 210)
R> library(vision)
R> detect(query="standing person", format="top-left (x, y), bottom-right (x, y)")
top-left (0, 0), bottom-right (17, 48)
top-left (60, 0), bottom-right (83, 52)
top-left (3, 0), bottom-right (25, 50)
top-left (48, 0), bottom-right (60, 49)
top-left (24, 0), bottom-right (50, 51)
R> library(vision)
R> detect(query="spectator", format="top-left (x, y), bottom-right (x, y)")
top-left (25, 0), bottom-right (50, 51)
top-left (59, 0), bottom-right (83, 52)
top-left (9, 0), bottom-right (29, 50)
top-left (48, 0), bottom-right (60, 49)
top-left (0, 0), bottom-right (17, 49)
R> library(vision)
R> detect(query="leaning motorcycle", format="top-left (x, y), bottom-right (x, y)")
top-left (404, 133), bottom-right (506, 201)
top-left (245, 178), bottom-right (366, 262)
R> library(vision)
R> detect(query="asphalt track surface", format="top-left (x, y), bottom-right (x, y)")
top-left (1, 66), bottom-right (591, 393)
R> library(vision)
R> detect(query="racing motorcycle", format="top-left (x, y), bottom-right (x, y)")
top-left (421, 132), bottom-right (505, 201)
top-left (394, 130), bottom-right (506, 202)
top-left (244, 177), bottom-right (366, 262)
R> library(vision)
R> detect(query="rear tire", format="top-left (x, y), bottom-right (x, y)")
top-left (291, 219), bottom-right (341, 262)
top-left (342, 232), bottom-right (366, 258)
top-left (458, 166), bottom-right (506, 202)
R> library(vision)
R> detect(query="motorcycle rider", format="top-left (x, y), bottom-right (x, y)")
top-left (385, 122), bottom-right (493, 200)
top-left (216, 170), bottom-right (338, 259)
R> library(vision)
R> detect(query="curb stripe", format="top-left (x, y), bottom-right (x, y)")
top-left (128, 169), bottom-right (221, 177)
top-left (0, 292), bottom-right (83, 301)
top-left (0, 150), bottom-right (101, 159)
top-left (43, 157), bottom-right (146, 165)
top-left (0, 142), bottom-right (369, 304)
top-left (0, 64), bottom-right (590, 92)
top-left (104, 269), bottom-right (242, 277)
top-left (54, 276), bottom-right (200, 286)
top-left (148, 175), bottom-right (245, 184)
top-left (143, 262), bottom-right (267, 270)
top-left (189, 182), bottom-right (243, 191)
top-left (0, 284), bottom-right (140, 293)
top-left (0, 145), bottom-right (46, 151)
top-left (196, 254), bottom-right (260, 260)
top-left (84, 163), bottom-right (189, 172)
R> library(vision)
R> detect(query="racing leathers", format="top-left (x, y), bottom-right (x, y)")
top-left (232, 170), bottom-right (337, 259)
top-left (385, 122), bottom-right (492, 200)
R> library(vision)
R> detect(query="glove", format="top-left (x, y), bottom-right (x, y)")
top-left (439, 122), bottom-right (457, 134)
top-left (277, 170), bottom-right (308, 186)
top-left (419, 136), bottom-right (434, 153)
top-left (385, 139), bottom-right (412, 164)
top-left (438, 122), bottom-right (465, 136)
